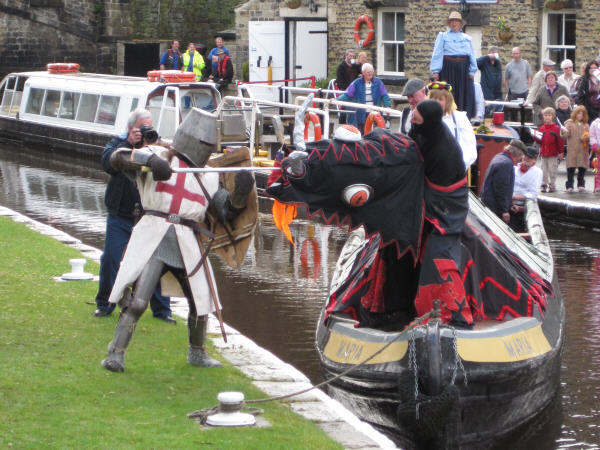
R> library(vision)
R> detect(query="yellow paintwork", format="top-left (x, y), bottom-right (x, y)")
top-left (458, 324), bottom-right (551, 362)
top-left (323, 331), bottom-right (407, 365)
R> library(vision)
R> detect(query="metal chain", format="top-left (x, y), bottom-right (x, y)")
top-left (409, 327), bottom-right (420, 420)
top-left (451, 327), bottom-right (468, 387)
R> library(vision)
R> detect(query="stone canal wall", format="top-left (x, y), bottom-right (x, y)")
top-left (0, 0), bottom-right (240, 76)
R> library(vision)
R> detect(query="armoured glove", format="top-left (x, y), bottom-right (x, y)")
top-left (286, 151), bottom-right (307, 177)
top-left (147, 154), bottom-right (172, 181)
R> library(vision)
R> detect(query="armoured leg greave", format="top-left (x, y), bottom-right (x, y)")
top-left (101, 259), bottom-right (164, 372)
top-left (187, 314), bottom-right (222, 368)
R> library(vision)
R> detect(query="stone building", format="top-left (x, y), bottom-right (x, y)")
top-left (0, 0), bottom-right (239, 78)
top-left (229, 0), bottom-right (600, 94)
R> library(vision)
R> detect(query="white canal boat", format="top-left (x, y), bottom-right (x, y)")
top-left (0, 64), bottom-right (221, 156)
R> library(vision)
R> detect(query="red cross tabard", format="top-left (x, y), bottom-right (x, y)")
top-left (155, 160), bottom-right (206, 214)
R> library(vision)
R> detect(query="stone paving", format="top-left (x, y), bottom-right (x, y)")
top-left (0, 204), bottom-right (397, 450)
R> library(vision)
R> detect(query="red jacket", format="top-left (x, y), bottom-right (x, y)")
top-left (532, 123), bottom-right (564, 157)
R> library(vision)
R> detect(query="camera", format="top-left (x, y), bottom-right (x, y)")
top-left (139, 125), bottom-right (159, 145)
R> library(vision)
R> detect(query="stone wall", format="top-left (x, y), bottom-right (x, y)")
top-left (230, 0), bottom-right (600, 95)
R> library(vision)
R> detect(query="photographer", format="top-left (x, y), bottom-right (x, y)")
top-left (93, 108), bottom-right (173, 323)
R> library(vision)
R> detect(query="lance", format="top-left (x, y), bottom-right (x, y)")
top-left (172, 166), bottom-right (281, 173)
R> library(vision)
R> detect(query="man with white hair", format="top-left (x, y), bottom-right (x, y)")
top-left (557, 58), bottom-right (580, 100)
top-left (337, 63), bottom-right (391, 133)
top-left (93, 109), bottom-right (173, 322)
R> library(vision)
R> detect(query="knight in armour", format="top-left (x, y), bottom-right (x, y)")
top-left (101, 107), bottom-right (255, 372)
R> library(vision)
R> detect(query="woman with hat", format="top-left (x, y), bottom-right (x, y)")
top-left (427, 80), bottom-right (477, 169)
top-left (430, 11), bottom-right (477, 119)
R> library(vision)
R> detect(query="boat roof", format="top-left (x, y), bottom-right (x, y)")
top-left (3, 71), bottom-right (216, 89)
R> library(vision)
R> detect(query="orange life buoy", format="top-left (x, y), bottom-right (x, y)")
top-left (46, 63), bottom-right (80, 73)
top-left (304, 112), bottom-right (322, 141)
top-left (364, 112), bottom-right (386, 134)
top-left (353, 15), bottom-right (375, 48)
top-left (147, 70), bottom-right (196, 83)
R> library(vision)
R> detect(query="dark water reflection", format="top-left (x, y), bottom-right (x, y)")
top-left (0, 146), bottom-right (598, 448)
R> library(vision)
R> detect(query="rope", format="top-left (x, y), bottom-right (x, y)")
top-left (188, 311), bottom-right (434, 422)
top-left (245, 313), bottom-right (432, 405)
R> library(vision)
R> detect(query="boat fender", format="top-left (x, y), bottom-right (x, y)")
top-left (342, 184), bottom-right (373, 207)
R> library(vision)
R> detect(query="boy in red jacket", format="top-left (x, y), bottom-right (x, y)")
top-left (531, 107), bottom-right (564, 192)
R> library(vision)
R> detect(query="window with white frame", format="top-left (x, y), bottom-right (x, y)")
top-left (543, 12), bottom-right (575, 65)
top-left (377, 10), bottom-right (405, 76)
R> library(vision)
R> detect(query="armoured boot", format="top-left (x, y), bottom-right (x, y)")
top-left (101, 311), bottom-right (138, 372)
top-left (187, 315), bottom-right (222, 368)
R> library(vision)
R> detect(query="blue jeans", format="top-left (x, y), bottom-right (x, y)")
top-left (95, 214), bottom-right (171, 317)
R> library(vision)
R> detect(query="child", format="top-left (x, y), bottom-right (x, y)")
top-left (588, 114), bottom-right (600, 192)
top-left (531, 107), bottom-right (564, 193)
top-left (563, 105), bottom-right (590, 192)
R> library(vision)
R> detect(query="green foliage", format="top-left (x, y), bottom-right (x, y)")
top-left (242, 61), bottom-right (249, 82)
top-left (0, 217), bottom-right (342, 449)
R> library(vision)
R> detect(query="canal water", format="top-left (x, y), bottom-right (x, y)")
top-left (0, 145), bottom-right (598, 449)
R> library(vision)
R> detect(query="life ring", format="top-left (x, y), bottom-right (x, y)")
top-left (364, 111), bottom-right (385, 134)
top-left (354, 15), bottom-right (375, 48)
top-left (147, 70), bottom-right (196, 83)
top-left (46, 63), bottom-right (80, 73)
top-left (304, 112), bottom-right (322, 141)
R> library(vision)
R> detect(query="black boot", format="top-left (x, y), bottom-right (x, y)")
top-left (187, 315), bottom-right (222, 368)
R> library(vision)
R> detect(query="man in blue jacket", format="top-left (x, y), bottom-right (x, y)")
top-left (93, 109), bottom-right (173, 323)
top-left (337, 63), bottom-right (391, 133)
top-left (477, 46), bottom-right (503, 116)
top-left (481, 139), bottom-right (526, 223)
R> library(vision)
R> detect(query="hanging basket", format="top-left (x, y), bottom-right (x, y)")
top-left (545, 0), bottom-right (568, 10)
top-left (285, 0), bottom-right (302, 8)
top-left (498, 30), bottom-right (513, 43)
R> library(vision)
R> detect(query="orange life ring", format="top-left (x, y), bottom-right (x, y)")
top-left (353, 15), bottom-right (375, 48)
top-left (147, 70), bottom-right (196, 83)
top-left (46, 63), bottom-right (80, 73)
top-left (304, 112), bottom-right (322, 141)
top-left (364, 112), bottom-right (386, 134)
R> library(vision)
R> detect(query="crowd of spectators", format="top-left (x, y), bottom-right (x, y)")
top-left (158, 37), bottom-right (234, 91)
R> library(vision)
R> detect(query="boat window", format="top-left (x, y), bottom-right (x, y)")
top-left (59, 92), bottom-right (80, 120)
top-left (0, 77), bottom-right (16, 115)
top-left (25, 88), bottom-right (44, 115)
top-left (191, 91), bottom-right (215, 111)
top-left (76, 94), bottom-right (100, 122)
top-left (96, 95), bottom-right (120, 125)
top-left (130, 97), bottom-right (139, 112)
top-left (42, 90), bottom-right (61, 117)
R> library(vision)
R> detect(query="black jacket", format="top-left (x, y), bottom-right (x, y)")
top-left (336, 60), bottom-right (358, 91)
top-left (101, 135), bottom-right (140, 219)
top-left (480, 151), bottom-right (515, 217)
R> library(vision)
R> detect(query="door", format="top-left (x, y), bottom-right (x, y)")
top-left (291, 21), bottom-right (328, 85)
top-left (465, 26), bottom-right (482, 83)
top-left (248, 21), bottom-right (285, 102)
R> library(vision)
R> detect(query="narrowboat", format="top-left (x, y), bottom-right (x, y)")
top-left (0, 64), bottom-right (221, 157)
top-left (315, 193), bottom-right (564, 448)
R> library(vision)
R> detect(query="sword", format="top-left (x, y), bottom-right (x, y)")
top-left (172, 166), bottom-right (281, 173)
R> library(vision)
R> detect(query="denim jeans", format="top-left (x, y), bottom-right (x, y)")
top-left (95, 214), bottom-right (171, 317)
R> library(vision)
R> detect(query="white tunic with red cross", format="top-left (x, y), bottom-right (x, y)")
top-left (108, 148), bottom-right (220, 316)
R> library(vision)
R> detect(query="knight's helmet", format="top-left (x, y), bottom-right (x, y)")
top-left (172, 107), bottom-right (218, 167)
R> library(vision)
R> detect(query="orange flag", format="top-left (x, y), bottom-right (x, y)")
top-left (272, 199), bottom-right (297, 245)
